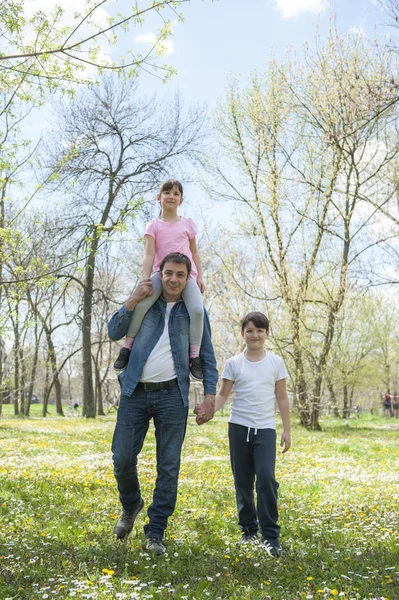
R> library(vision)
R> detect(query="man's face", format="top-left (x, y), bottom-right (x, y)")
top-left (160, 261), bottom-right (189, 301)
top-left (241, 321), bottom-right (269, 350)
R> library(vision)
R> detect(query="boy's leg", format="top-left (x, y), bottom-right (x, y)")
top-left (252, 428), bottom-right (280, 540)
top-left (181, 277), bottom-right (204, 357)
top-left (228, 422), bottom-right (258, 535)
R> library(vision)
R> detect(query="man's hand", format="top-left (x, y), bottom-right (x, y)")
top-left (194, 394), bottom-right (215, 425)
top-left (124, 278), bottom-right (153, 310)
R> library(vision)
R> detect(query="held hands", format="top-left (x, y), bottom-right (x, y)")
top-left (194, 394), bottom-right (215, 425)
top-left (280, 431), bottom-right (291, 453)
top-left (125, 278), bottom-right (153, 310)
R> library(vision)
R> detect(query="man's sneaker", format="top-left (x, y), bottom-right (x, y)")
top-left (236, 533), bottom-right (258, 547)
top-left (261, 537), bottom-right (284, 557)
top-left (189, 357), bottom-right (203, 380)
top-left (144, 537), bottom-right (166, 555)
top-left (113, 498), bottom-right (144, 539)
top-left (114, 348), bottom-right (131, 371)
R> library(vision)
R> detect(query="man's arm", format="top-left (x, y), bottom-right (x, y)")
top-left (276, 378), bottom-right (291, 453)
top-left (108, 278), bottom-right (153, 341)
top-left (194, 309), bottom-right (218, 425)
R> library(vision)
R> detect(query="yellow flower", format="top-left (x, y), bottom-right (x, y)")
top-left (307, 577), bottom-right (313, 581)
top-left (224, 555), bottom-right (230, 559)
top-left (331, 590), bottom-right (338, 596)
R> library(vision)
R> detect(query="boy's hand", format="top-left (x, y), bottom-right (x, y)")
top-left (280, 431), bottom-right (291, 453)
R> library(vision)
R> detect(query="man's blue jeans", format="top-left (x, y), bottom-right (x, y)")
top-left (111, 381), bottom-right (188, 539)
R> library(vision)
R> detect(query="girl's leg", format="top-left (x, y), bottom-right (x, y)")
top-left (124, 273), bottom-right (163, 347)
top-left (228, 423), bottom-right (258, 536)
top-left (181, 277), bottom-right (203, 358)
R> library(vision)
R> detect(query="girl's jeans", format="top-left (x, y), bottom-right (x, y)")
top-left (112, 381), bottom-right (188, 539)
top-left (228, 423), bottom-right (280, 540)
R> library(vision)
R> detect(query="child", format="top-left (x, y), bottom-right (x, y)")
top-left (113, 179), bottom-right (205, 380)
top-left (214, 311), bottom-right (291, 556)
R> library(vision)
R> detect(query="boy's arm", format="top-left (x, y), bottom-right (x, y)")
top-left (189, 237), bottom-right (205, 293)
top-left (276, 378), bottom-right (291, 453)
top-left (142, 235), bottom-right (156, 279)
top-left (215, 378), bottom-right (234, 411)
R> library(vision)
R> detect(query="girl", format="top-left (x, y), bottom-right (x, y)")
top-left (113, 179), bottom-right (204, 380)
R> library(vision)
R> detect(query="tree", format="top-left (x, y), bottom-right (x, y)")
top-left (206, 27), bottom-right (399, 429)
top-left (0, 0), bottom-right (190, 93)
top-left (44, 76), bottom-right (206, 417)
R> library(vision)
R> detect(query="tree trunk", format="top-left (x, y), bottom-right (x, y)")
top-left (46, 334), bottom-right (63, 416)
top-left (343, 384), bottom-right (349, 418)
top-left (82, 253), bottom-right (96, 418)
top-left (42, 354), bottom-right (50, 417)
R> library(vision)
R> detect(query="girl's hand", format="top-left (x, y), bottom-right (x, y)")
top-left (197, 278), bottom-right (205, 294)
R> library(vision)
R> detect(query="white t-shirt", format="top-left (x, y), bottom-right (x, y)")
top-left (140, 302), bottom-right (176, 382)
top-left (222, 351), bottom-right (288, 430)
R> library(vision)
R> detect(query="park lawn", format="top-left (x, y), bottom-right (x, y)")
top-left (0, 412), bottom-right (398, 600)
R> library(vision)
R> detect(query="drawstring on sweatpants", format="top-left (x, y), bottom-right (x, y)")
top-left (246, 427), bottom-right (258, 442)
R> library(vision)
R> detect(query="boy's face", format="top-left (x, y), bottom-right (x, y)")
top-left (241, 321), bottom-right (269, 350)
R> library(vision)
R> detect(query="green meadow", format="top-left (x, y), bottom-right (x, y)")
top-left (0, 409), bottom-right (398, 600)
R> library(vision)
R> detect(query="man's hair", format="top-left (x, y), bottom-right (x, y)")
top-left (159, 252), bottom-right (192, 276)
top-left (241, 311), bottom-right (270, 333)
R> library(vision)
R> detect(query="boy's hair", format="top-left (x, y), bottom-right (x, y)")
top-left (241, 311), bottom-right (270, 333)
top-left (160, 252), bottom-right (192, 276)
top-left (158, 178), bottom-right (183, 196)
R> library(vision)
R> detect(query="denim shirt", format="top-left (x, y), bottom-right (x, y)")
top-left (108, 296), bottom-right (218, 405)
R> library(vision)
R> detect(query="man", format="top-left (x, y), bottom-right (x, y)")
top-left (108, 252), bottom-right (217, 555)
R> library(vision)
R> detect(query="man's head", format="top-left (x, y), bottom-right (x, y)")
top-left (160, 252), bottom-right (191, 301)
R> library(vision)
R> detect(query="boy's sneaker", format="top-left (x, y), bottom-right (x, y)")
top-left (189, 357), bottom-right (203, 380)
top-left (261, 537), bottom-right (284, 557)
top-left (114, 348), bottom-right (131, 371)
top-left (144, 537), bottom-right (166, 555)
top-left (113, 498), bottom-right (144, 539)
top-left (236, 533), bottom-right (258, 547)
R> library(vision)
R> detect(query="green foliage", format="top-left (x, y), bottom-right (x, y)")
top-left (0, 412), bottom-right (398, 599)
top-left (0, 0), bottom-right (188, 96)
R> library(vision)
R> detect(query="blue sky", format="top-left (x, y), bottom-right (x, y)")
top-left (22, 0), bottom-right (396, 222)
top-left (131, 0), bottom-right (390, 107)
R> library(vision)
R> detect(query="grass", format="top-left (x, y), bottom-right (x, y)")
top-left (0, 409), bottom-right (398, 600)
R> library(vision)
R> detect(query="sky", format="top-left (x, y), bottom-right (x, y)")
top-left (21, 0), bottom-right (397, 222)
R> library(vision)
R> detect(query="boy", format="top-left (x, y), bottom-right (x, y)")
top-left (214, 311), bottom-right (291, 556)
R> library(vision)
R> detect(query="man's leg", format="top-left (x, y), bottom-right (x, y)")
top-left (144, 383), bottom-right (188, 541)
top-left (112, 390), bottom-right (150, 512)
top-left (253, 429), bottom-right (280, 540)
top-left (228, 423), bottom-right (258, 536)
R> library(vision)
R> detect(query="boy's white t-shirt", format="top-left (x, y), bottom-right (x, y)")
top-left (222, 351), bottom-right (288, 430)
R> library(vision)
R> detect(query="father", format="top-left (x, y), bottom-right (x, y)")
top-left (108, 252), bottom-right (217, 555)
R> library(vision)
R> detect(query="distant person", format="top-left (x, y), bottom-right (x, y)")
top-left (384, 390), bottom-right (392, 417)
top-left (113, 179), bottom-right (205, 381)
top-left (203, 311), bottom-right (291, 557)
top-left (108, 252), bottom-right (217, 555)
top-left (393, 391), bottom-right (399, 418)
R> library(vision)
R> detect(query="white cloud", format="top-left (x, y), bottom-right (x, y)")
top-left (135, 33), bottom-right (174, 54)
top-left (275, 0), bottom-right (330, 18)
top-left (349, 25), bottom-right (366, 37)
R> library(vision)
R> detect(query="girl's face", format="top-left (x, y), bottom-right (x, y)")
top-left (158, 185), bottom-right (183, 212)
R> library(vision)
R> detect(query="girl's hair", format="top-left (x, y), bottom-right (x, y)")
top-left (241, 311), bottom-right (270, 333)
top-left (158, 178), bottom-right (183, 197)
